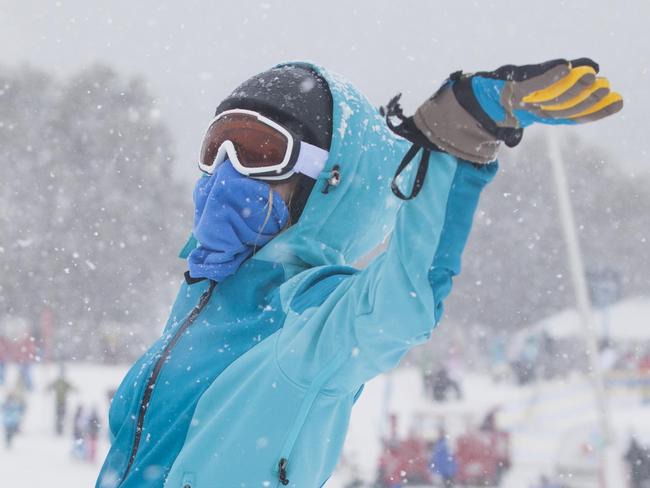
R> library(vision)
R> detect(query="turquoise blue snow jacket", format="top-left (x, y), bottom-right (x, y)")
top-left (96, 62), bottom-right (497, 488)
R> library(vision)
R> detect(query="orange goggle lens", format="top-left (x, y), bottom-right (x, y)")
top-left (199, 113), bottom-right (290, 170)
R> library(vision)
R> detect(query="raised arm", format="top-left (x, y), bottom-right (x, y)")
top-left (276, 58), bottom-right (622, 392)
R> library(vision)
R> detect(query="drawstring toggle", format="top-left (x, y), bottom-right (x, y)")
top-left (278, 458), bottom-right (289, 485)
top-left (321, 165), bottom-right (341, 194)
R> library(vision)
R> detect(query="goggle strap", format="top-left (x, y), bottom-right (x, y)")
top-left (293, 142), bottom-right (329, 179)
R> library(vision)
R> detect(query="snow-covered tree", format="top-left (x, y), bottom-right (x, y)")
top-left (0, 64), bottom-right (189, 361)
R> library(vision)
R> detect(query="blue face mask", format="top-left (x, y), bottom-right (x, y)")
top-left (187, 161), bottom-right (290, 282)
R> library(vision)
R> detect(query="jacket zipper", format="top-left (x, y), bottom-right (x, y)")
top-left (121, 281), bottom-right (217, 482)
top-left (276, 351), bottom-right (348, 487)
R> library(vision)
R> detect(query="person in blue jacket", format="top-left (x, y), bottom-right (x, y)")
top-left (2, 392), bottom-right (25, 449)
top-left (430, 427), bottom-right (457, 487)
top-left (97, 59), bottom-right (622, 488)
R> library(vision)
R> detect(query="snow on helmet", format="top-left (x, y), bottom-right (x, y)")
top-left (215, 64), bottom-right (333, 151)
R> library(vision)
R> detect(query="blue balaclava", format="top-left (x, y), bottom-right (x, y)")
top-left (187, 160), bottom-right (289, 282)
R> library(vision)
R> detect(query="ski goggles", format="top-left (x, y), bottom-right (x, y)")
top-left (198, 109), bottom-right (329, 181)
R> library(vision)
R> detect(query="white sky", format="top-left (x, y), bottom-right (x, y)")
top-left (1, 0), bottom-right (648, 183)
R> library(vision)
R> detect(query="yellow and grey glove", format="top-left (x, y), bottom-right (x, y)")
top-left (410, 58), bottom-right (623, 164)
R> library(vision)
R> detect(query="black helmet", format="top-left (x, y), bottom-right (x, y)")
top-left (215, 64), bottom-right (333, 223)
top-left (215, 63), bottom-right (333, 151)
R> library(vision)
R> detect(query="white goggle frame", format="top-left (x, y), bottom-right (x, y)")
top-left (198, 109), bottom-right (329, 181)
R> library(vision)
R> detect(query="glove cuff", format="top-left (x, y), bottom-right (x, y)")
top-left (453, 76), bottom-right (524, 145)
top-left (414, 82), bottom-right (501, 164)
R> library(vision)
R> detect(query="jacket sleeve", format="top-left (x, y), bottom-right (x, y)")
top-left (276, 152), bottom-right (497, 393)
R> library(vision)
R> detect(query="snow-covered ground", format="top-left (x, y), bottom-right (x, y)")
top-left (0, 363), bottom-right (127, 486)
top-left (1, 362), bottom-right (646, 487)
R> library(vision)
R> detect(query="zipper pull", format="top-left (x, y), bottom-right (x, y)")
top-left (278, 458), bottom-right (289, 486)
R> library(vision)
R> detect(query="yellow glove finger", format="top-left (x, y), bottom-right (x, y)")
top-left (540, 78), bottom-right (610, 111)
top-left (521, 65), bottom-right (597, 104)
top-left (530, 78), bottom-right (611, 119)
top-left (568, 92), bottom-right (624, 123)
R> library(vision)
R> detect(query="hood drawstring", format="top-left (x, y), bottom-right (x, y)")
top-left (381, 93), bottom-right (443, 201)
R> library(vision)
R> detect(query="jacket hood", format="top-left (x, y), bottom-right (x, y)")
top-left (252, 62), bottom-right (410, 269)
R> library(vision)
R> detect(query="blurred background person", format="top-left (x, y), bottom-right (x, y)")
top-left (47, 363), bottom-right (76, 436)
top-left (2, 391), bottom-right (25, 449)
